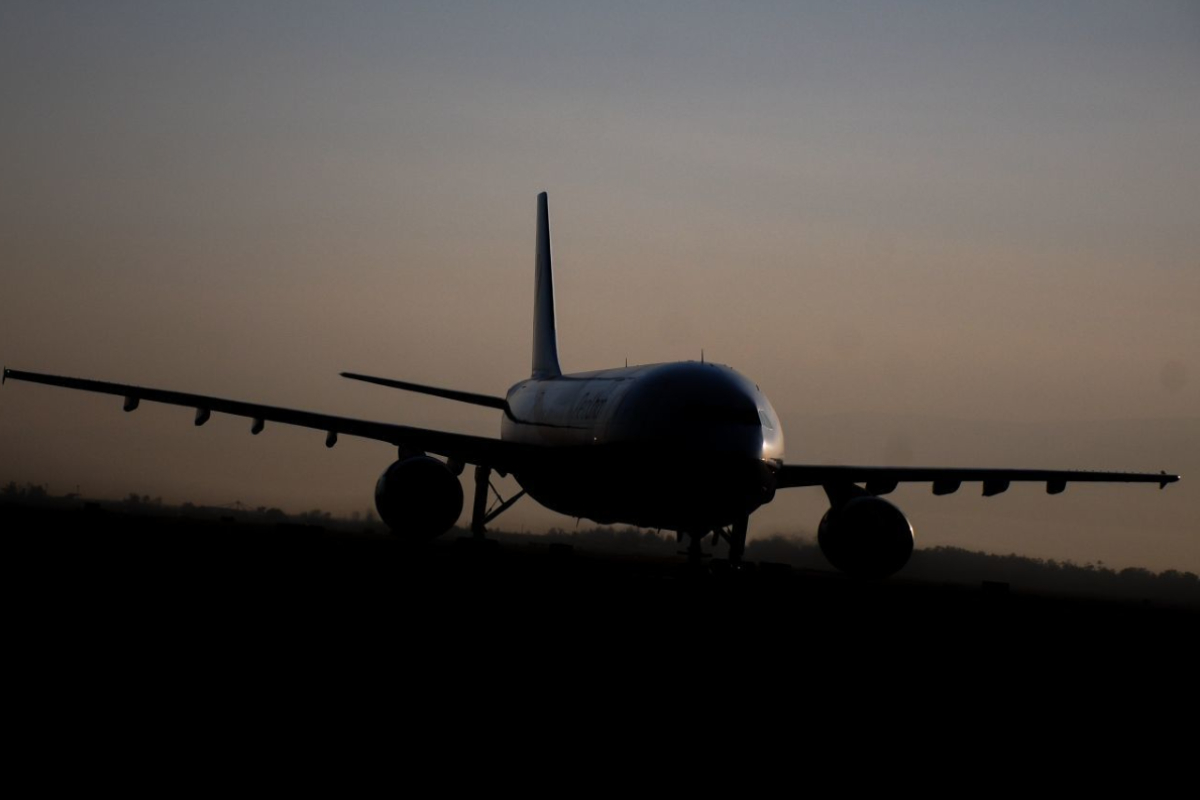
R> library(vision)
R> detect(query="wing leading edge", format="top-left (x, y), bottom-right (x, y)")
top-left (3, 368), bottom-right (533, 475)
top-left (774, 464), bottom-right (1180, 495)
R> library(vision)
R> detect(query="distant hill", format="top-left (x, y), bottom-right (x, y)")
top-left (484, 526), bottom-right (1199, 609)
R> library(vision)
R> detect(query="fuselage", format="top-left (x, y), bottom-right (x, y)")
top-left (500, 361), bottom-right (783, 532)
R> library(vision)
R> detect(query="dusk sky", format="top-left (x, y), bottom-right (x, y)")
top-left (2, 2), bottom-right (1196, 571)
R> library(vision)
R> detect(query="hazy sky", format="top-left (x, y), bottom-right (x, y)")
top-left (2, 2), bottom-right (1197, 571)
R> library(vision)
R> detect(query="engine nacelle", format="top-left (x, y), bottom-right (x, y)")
top-left (817, 495), bottom-right (914, 579)
top-left (374, 457), bottom-right (464, 542)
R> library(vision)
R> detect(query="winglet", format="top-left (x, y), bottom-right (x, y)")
top-left (532, 191), bottom-right (562, 379)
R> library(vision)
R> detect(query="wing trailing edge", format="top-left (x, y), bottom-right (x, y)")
top-left (774, 464), bottom-right (1180, 494)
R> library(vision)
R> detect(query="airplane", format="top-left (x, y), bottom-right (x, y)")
top-left (2, 192), bottom-right (1181, 578)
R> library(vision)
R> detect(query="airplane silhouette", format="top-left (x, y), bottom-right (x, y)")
top-left (3, 193), bottom-right (1180, 577)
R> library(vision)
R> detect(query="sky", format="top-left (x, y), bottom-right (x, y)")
top-left (1, 1), bottom-right (1197, 572)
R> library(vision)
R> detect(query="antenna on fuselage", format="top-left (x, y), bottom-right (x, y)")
top-left (532, 191), bottom-right (562, 379)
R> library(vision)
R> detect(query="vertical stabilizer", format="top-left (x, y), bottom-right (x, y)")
top-left (532, 191), bottom-right (562, 378)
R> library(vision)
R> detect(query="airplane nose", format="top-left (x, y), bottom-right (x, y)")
top-left (610, 363), bottom-right (765, 459)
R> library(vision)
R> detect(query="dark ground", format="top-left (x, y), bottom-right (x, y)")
top-left (5, 501), bottom-right (1197, 736)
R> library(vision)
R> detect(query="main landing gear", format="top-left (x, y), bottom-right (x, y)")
top-left (678, 515), bottom-right (749, 567)
top-left (467, 464), bottom-right (526, 539)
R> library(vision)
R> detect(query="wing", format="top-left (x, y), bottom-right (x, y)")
top-left (3, 367), bottom-right (534, 475)
top-left (774, 464), bottom-right (1179, 495)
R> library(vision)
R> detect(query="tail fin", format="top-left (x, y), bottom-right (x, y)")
top-left (532, 191), bottom-right (562, 378)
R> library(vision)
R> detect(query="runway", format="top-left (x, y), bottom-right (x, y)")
top-left (6, 501), bottom-right (1193, 645)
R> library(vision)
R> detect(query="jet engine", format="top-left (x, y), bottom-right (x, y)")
top-left (374, 456), bottom-right (463, 541)
top-left (817, 495), bottom-right (914, 579)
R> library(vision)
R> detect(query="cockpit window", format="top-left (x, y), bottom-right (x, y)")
top-left (758, 410), bottom-right (774, 430)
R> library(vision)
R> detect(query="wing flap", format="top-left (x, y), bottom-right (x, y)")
top-left (775, 464), bottom-right (1180, 492)
top-left (3, 368), bottom-right (534, 474)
